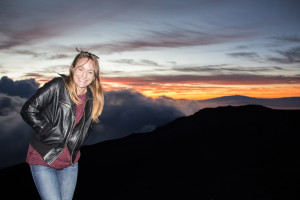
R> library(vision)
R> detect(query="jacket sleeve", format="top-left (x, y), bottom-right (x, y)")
top-left (20, 78), bottom-right (59, 135)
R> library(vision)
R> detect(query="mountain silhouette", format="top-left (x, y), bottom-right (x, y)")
top-left (1, 105), bottom-right (299, 199)
top-left (199, 95), bottom-right (300, 110)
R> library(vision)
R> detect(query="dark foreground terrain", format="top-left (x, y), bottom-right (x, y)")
top-left (1, 105), bottom-right (299, 199)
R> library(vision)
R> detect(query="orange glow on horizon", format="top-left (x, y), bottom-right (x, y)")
top-left (102, 80), bottom-right (300, 100)
top-left (30, 76), bottom-right (300, 100)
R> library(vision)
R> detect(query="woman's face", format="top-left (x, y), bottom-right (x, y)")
top-left (73, 58), bottom-right (95, 91)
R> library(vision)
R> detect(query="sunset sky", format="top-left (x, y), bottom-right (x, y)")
top-left (1, 0), bottom-right (300, 100)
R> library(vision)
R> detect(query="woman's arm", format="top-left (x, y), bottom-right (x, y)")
top-left (20, 78), bottom-right (60, 135)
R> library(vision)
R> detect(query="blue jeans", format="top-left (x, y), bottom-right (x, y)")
top-left (29, 163), bottom-right (78, 200)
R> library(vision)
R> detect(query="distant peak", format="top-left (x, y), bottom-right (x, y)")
top-left (194, 104), bottom-right (272, 116)
top-left (210, 95), bottom-right (255, 100)
top-left (216, 104), bottom-right (271, 110)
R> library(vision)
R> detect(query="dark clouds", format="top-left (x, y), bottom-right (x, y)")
top-left (267, 36), bottom-right (300, 64)
top-left (88, 26), bottom-right (257, 54)
top-left (228, 38), bottom-right (300, 64)
top-left (0, 25), bottom-right (61, 50)
top-left (271, 35), bottom-right (300, 43)
top-left (7, 50), bottom-right (70, 60)
top-left (172, 65), bottom-right (283, 73)
top-left (0, 93), bottom-right (33, 169)
top-left (227, 52), bottom-right (260, 59)
top-left (268, 46), bottom-right (300, 64)
top-left (0, 76), bottom-right (39, 98)
top-left (112, 59), bottom-right (160, 67)
top-left (48, 54), bottom-right (70, 60)
top-left (0, 93), bottom-right (24, 115)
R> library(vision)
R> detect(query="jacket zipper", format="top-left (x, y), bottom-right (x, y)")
top-left (47, 101), bottom-right (75, 165)
top-left (58, 101), bottom-right (70, 108)
top-left (70, 98), bottom-right (91, 166)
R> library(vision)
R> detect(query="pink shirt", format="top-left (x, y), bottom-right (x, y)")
top-left (26, 93), bottom-right (87, 169)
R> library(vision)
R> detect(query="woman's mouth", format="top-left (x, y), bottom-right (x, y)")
top-left (78, 78), bottom-right (88, 83)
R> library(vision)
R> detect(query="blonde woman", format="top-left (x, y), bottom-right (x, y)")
top-left (20, 49), bottom-right (104, 200)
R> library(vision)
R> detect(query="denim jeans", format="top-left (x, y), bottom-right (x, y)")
top-left (29, 163), bottom-right (78, 200)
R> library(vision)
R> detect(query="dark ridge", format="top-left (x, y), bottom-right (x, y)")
top-left (1, 105), bottom-right (299, 200)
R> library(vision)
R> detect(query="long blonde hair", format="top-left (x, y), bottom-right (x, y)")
top-left (65, 49), bottom-right (104, 123)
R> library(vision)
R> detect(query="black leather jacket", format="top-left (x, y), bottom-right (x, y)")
top-left (20, 75), bottom-right (94, 165)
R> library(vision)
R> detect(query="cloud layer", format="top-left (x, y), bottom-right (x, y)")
top-left (1, 77), bottom-right (300, 168)
top-left (0, 77), bottom-right (199, 168)
top-left (0, 93), bottom-right (33, 168)
top-left (0, 76), bottom-right (39, 98)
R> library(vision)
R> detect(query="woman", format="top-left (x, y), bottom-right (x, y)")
top-left (20, 49), bottom-right (104, 200)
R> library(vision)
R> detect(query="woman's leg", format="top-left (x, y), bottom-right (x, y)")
top-left (57, 162), bottom-right (79, 200)
top-left (30, 165), bottom-right (62, 200)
